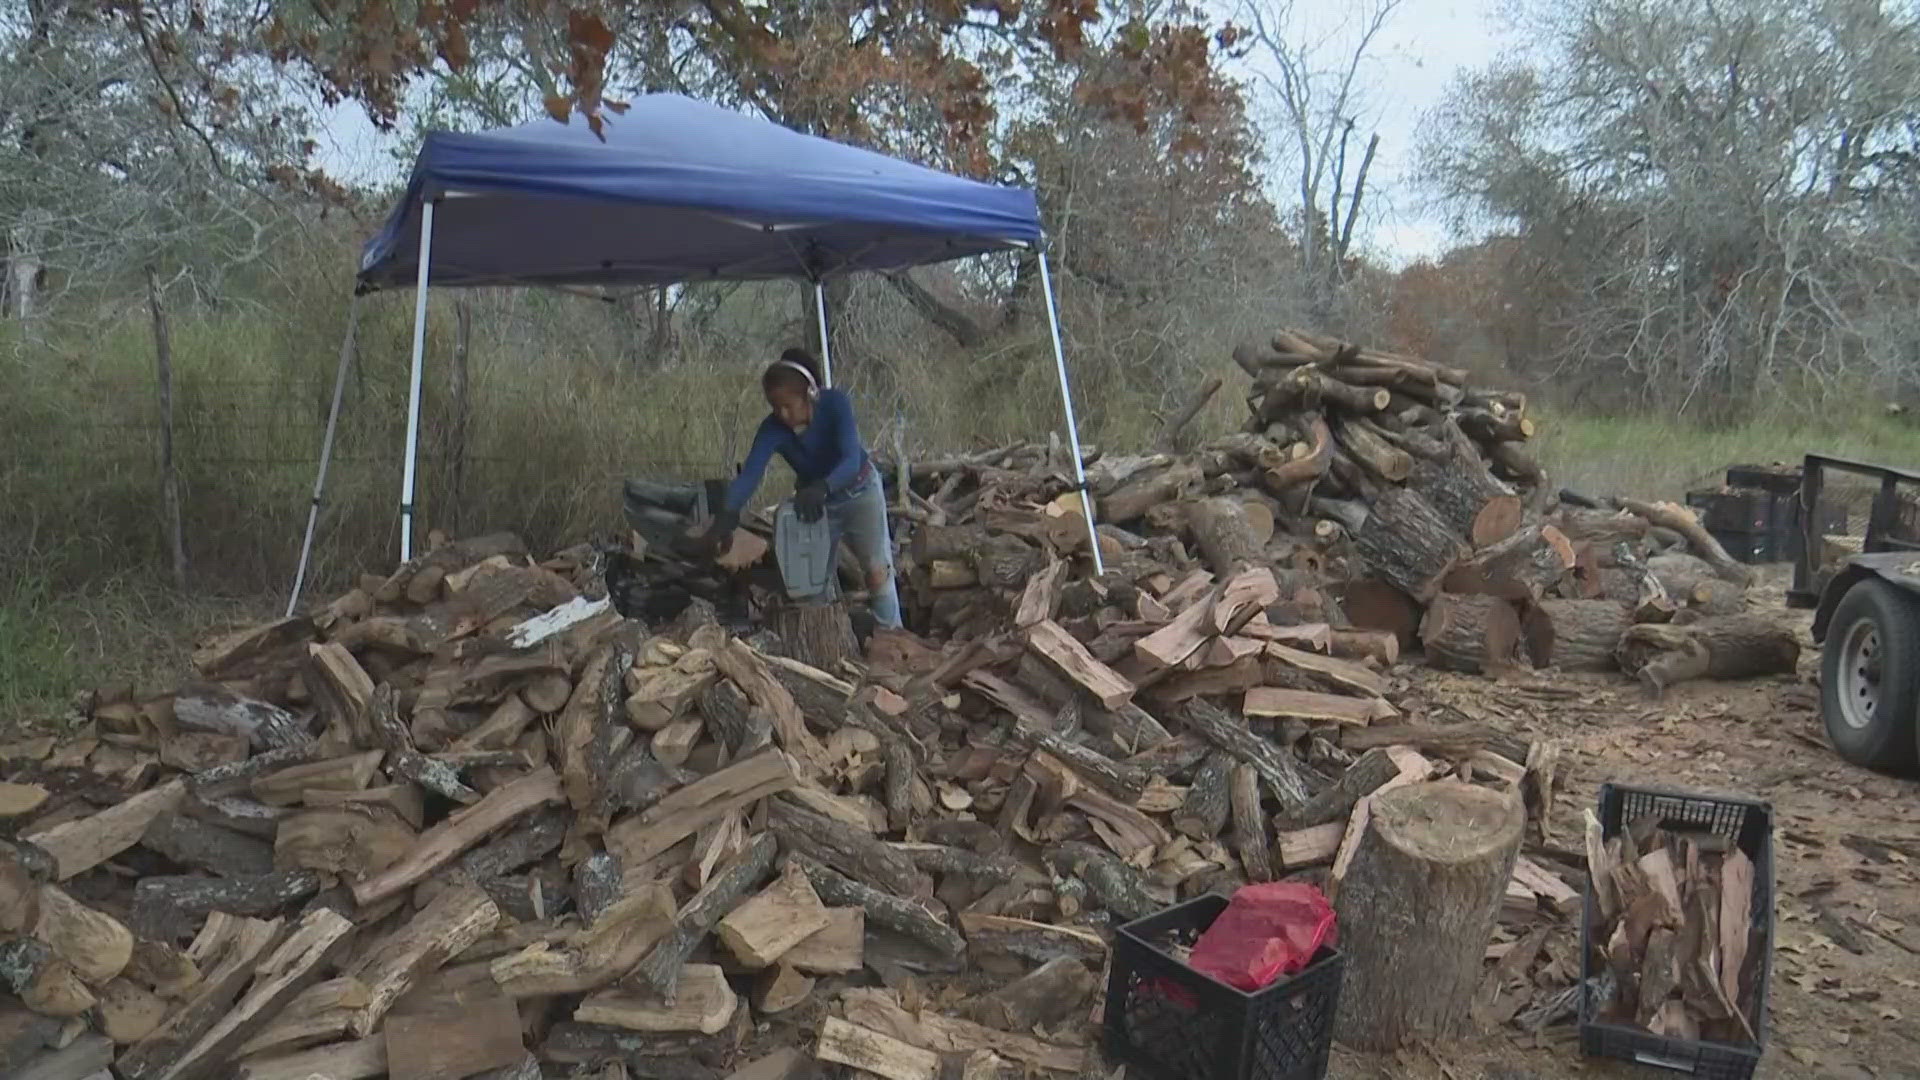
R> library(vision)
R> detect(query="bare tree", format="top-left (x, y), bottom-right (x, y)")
top-left (1240, 0), bottom-right (1401, 318)
top-left (1420, 0), bottom-right (1920, 416)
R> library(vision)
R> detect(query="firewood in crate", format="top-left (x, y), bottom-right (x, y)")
top-left (1615, 614), bottom-right (1801, 691)
top-left (1334, 782), bottom-right (1524, 1050)
top-left (1419, 594), bottom-right (1523, 674)
top-left (1521, 598), bottom-right (1631, 672)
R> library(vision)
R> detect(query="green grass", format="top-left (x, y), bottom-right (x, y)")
top-left (1537, 408), bottom-right (1920, 500)
top-left (0, 572), bottom-right (268, 735)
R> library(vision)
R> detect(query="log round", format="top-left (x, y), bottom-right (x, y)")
top-left (767, 602), bottom-right (857, 673)
top-left (1333, 782), bottom-right (1524, 1050)
top-left (1419, 594), bottom-right (1522, 674)
top-left (1522, 599), bottom-right (1630, 672)
top-left (1339, 579), bottom-right (1424, 651)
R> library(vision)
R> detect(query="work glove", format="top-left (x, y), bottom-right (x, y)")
top-left (696, 507), bottom-right (738, 558)
top-left (794, 482), bottom-right (829, 524)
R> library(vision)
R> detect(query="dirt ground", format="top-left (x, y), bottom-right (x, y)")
top-left (1316, 567), bottom-right (1920, 1080)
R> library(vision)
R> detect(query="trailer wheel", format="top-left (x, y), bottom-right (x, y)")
top-left (1822, 578), bottom-right (1920, 771)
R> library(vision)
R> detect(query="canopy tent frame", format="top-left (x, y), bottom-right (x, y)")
top-left (287, 97), bottom-right (1104, 614)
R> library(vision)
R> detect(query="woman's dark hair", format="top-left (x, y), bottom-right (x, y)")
top-left (762, 347), bottom-right (822, 394)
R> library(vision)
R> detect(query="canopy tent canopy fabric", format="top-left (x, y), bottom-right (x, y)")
top-left (355, 93), bottom-right (1042, 291)
top-left (291, 94), bottom-right (1100, 613)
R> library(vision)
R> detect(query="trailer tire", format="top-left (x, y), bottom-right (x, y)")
top-left (1821, 578), bottom-right (1920, 772)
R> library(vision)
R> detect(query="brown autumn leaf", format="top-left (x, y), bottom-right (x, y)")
top-left (543, 94), bottom-right (571, 123)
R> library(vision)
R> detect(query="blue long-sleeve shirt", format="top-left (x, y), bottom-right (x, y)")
top-left (724, 387), bottom-right (870, 512)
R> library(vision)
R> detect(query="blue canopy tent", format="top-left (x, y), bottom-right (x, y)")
top-left (288, 93), bottom-right (1103, 613)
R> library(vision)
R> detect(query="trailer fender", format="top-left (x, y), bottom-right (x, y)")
top-left (1812, 552), bottom-right (1920, 641)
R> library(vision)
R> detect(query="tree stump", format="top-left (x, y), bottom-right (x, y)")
top-left (1418, 594), bottom-right (1522, 674)
top-left (1334, 782), bottom-right (1524, 1050)
top-left (1521, 599), bottom-right (1631, 672)
top-left (768, 602), bottom-right (856, 673)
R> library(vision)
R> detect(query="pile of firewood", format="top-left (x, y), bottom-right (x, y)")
top-left (2, 517), bottom-right (1601, 1077)
top-left (878, 328), bottom-right (1798, 690)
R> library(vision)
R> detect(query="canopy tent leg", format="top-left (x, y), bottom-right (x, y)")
top-left (812, 279), bottom-right (834, 387)
top-left (1037, 252), bottom-right (1104, 575)
top-left (285, 296), bottom-right (365, 616)
top-left (398, 201), bottom-right (437, 564)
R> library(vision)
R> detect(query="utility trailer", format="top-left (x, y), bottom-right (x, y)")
top-left (1788, 454), bottom-right (1920, 771)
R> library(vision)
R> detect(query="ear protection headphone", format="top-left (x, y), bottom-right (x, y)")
top-left (773, 359), bottom-right (820, 401)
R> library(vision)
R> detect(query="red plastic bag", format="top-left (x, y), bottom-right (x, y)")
top-left (1188, 882), bottom-right (1338, 992)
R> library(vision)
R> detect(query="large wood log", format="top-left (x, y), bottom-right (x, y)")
top-left (1615, 614), bottom-right (1801, 691)
top-left (1647, 553), bottom-right (1747, 616)
top-left (1334, 783), bottom-right (1524, 1050)
top-left (766, 602), bottom-right (856, 673)
top-left (1522, 599), bottom-right (1630, 672)
top-left (1618, 499), bottom-right (1754, 587)
top-left (1404, 420), bottom-right (1524, 548)
top-left (1442, 524), bottom-right (1575, 602)
top-left (1334, 419), bottom-right (1414, 482)
top-left (1419, 594), bottom-right (1522, 674)
top-left (1557, 509), bottom-right (1649, 546)
top-left (1350, 487), bottom-right (1471, 603)
top-left (1337, 579), bottom-right (1423, 650)
top-left (1186, 497), bottom-right (1263, 577)
top-left (633, 834), bottom-right (778, 1000)
top-left (1100, 463), bottom-right (1204, 523)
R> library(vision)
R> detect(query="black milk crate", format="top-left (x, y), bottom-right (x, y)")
top-left (1579, 783), bottom-right (1774, 1079)
top-left (1103, 894), bottom-right (1343, 1080)
top-left (1723, 464), bottom-right (1804, 495)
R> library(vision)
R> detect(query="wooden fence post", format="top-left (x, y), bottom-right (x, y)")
top-left (145, 267), bottom-right (186, 588)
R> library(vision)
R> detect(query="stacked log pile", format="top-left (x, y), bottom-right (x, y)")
top-left (3, 526), bottom-right (1591, 1077)
top-left (882, 329), bottom-right (1796, 688)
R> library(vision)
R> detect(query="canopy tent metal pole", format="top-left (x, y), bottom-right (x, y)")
top-left (285, 296), bottom-right (365, 617)
top-left (1037, 251), bottom-right (1104, 575)
top-left (398, 200), bottom-right (437, 563)
top-left (812, 280), bottom-right (834, 386)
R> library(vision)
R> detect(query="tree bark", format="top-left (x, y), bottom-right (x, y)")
top-left (1443, 523), bottom-right (1576, 602)
top-left (1616, 615), bottom-right (1801, 691)
top-left (1172, 750), bottom-right (1233, 840)
top-left (1618, 499), bottom-right (1754, 587)
top-left (1419, 594), bottom-right (1522, 674)
top-left (1187, 497), bottom-right (1263, 577)
top-left (767, 601), bottom-right (857, 673)
top-left (1100, 463), bottom-right (1204, 523)
top-left (1404, 420), bottom-right (1524, 548)
top-left (1522, 599), bottom-right (1630, 672)
top-left (1338, 579), bottom-right (1423, 650)
top-left (1334, 782), bottom-right (1524, 1050)
top-left (1334, 418), bottom-right (1414, 482)
top-left (1229, 763), bottom-right (1274, 884)
top-left (1351, 486), bottom-right (1470, 602)
top-left (1647, 553), bottom-right (1747, 616)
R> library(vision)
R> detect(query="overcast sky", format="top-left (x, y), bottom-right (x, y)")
top-left (311, 0), bottom-right (1509, 264)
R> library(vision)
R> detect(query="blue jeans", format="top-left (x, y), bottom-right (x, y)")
top-left (829, 474), bottom-right (902, 629)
